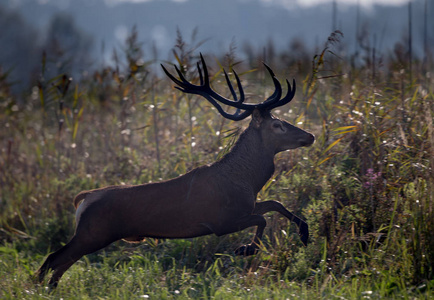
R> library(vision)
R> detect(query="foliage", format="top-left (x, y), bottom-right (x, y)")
top-left (0, 28), bottom-right (433, 299)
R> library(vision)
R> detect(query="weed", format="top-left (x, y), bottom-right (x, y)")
top-left (0, 27), bottom-right (433, 298)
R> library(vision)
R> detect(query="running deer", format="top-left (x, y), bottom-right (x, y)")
top-left (35, 54), bottom-right (314, 287)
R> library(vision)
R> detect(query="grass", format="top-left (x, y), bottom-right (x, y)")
top-left (0, 29), bottom-right (433, 298)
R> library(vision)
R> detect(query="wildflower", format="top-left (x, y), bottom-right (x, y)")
top-left (364, 168), bottom-right (382, 188)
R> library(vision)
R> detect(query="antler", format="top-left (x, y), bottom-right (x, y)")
top-left (161, 53), bottom-right (296, 121)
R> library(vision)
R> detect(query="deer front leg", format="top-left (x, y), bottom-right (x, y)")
top-left (253, 200), bottom-right (309, 246)
top-left (232, 215), bottom-right (267, 256)
top-left (201, 215), bottom-right (267, 256)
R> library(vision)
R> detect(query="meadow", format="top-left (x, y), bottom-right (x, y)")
top-left (0, 30), bottom-right (433, 299)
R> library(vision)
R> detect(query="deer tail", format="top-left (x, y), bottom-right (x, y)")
top-left (73, 191), bottom-right (90, 209)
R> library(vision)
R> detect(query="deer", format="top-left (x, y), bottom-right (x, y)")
top-left (35, 54), bottom-right (315, 288)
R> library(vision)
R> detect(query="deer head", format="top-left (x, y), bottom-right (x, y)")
top-left (161, 54), bottom-right (314, 154)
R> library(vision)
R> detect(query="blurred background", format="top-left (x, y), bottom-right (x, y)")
top-left (0, 0), bottom-right (432, 94)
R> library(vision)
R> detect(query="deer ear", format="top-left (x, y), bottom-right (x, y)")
top-left (252, 109), bottom-right (263, 128)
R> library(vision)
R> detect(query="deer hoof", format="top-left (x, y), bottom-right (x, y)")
top-left (299, 222), bottom-right (309, 246)
top-left (235, 244), bottom-right (258, 256)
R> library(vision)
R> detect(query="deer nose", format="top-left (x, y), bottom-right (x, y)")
top-left (300, 133), bottom-right (315, 147)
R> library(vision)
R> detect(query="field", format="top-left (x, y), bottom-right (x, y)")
top-left (0, 30), bottom-right (433, 299)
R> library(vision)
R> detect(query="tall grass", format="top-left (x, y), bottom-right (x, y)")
top-left (0, 29), bottom-right (433, 298)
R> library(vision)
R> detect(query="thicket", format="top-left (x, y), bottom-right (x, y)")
top-left (0, 28), bottom-right (433, 298)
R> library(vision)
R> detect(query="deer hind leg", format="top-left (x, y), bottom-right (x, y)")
top-left (253, 200), bottom-right (309, 246)
top-left (35, 234), bottom-right (114, 288)
top-left (35, 239), bottom-right (81, 287)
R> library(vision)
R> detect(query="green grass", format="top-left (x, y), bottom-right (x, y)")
top-left (0, 30), bottom-right (433, 298)
top-left (0, 243), bottom-right (432, 299)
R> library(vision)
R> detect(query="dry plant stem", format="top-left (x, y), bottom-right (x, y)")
top-left (151, 77), bottom-right (161, 175)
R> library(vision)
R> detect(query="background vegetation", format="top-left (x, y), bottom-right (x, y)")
top-left (0, 27), bottom-right (433, 299)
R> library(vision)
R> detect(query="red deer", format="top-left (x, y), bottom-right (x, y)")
top-left (35, 54), bottom-right (315, 288)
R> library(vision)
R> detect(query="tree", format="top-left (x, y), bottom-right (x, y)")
top-left (44, 13), bottom-right (94, 78)
top-left (0, 6), bottom-right (40, 95)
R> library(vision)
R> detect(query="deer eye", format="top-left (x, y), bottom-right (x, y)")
top-left (273, 122), bottom-right (282, 129)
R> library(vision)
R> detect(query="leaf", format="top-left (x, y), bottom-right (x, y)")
top-left (211, 58), bottom-right (224, 82)
top-left (379, 127), bottom-right (393, 136)
top-left (72, 121), bottom-right (79, 141)
top-left (306, 88), bottom-right (317, 109)
top-left (333, 126), bottom-right (357, 135)
top-left (0, 246), bottom-right (18, 255)
top-left (239, 68), bottom-right (257, 77)
top-left (409, 86), bottom-right (419, 106)
top-left (334, 130), bottom-right (356, 135)
top-left (73, 84), bottom-right (79, 108)
top-left (322, 137), bottom-right (343, 155)
top-left (318, 155), bottom-right (333, 166)
top-left (77, 105), bottom-right (85, 119)
top-left (333, 125), bottom-right (357, 131)
top-left (295, 112), bottom-right (305, 125)
top-left (173, 50), bottom-right (181, 66)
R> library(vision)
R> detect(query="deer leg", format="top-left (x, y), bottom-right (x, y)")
top-left (253, 200), bottom-right (309, 246)
top-left (232, 215), bottom-right (267, 256)
top-left (35, 243), bottom-right (75, 285)
top-left (35, 234), bottom-right (114, 288)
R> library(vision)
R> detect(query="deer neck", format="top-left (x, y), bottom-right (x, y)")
top-left (217, 126), bottom-right (275, 194)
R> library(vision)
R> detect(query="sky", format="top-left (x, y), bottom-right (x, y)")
top-left (105, 0), bottom-right (412, 7)
top-left (2, 0), bottom-right (430, 58)
top-left (99, 0), bottom-right (429, 59)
